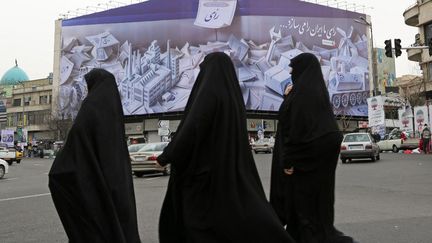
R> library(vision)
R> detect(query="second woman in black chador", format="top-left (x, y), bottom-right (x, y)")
top-left (157, 52), bottom-right (295, 243)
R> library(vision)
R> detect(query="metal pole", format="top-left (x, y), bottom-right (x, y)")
top-left (370, 22), bottom-right (378, 96)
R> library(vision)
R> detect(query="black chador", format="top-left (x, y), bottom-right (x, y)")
top-left (48, 69), bottom-right (141, 243)
top-left (157, 52), bottom-right (295, 243)
top-left (270, 53), bottom-right (356, 243)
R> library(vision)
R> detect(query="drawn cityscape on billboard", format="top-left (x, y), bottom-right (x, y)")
top-left (59, 15), bottom-right (370, 118)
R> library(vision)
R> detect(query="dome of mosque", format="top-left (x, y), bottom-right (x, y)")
top-left (1, 61), bottom-right (29, 86)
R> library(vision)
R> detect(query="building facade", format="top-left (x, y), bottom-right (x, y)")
top-left (404, 0), bottom-right (432, 98)
top-left (6, 76), bottom-right (54, 143)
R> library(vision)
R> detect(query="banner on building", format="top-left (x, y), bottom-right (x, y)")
top-left (1, 129), bottom-right (15, 147)
top-left (414, 106), bottom-right (428, 133)
top-left (367, 96), bottom-right (385, 127)
top-left (398, 109), bottom-right (414, 134)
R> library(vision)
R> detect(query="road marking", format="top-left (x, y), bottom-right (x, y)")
top-left (145, 177), bottom-right (160, 181)
top-left (3, 177), bottom-right (18, 181)
top-left (0, 193), bottom-right (51, 202)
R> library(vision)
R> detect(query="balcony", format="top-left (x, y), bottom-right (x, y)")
top-left (407, 46), bottom-right (423, 62)
top-left (403, 2), bottom-right (419, 26)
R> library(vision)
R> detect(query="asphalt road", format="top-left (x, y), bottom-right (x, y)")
top-left (1, 153), bottom-right (431, 243)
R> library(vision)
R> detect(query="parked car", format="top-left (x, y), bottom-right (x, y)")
top-left (377, 131), bottom-right (418, 153)
top-left (0, 146), bottom-right (21, 165)
top-left (130, 142), bottom-right (170, 177)
top-left (0, 158), bottom-right (9, 179)
top-left (251, 138), bottom-right (275, 154)
top-left (340, 133), bottom-right (380, 163)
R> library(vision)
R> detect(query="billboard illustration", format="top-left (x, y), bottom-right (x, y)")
top-left (57, 0), bottom-right (370, 118)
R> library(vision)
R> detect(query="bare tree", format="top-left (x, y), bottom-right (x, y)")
top-left (402, 78), bottom-right (426, 107)
top-left (48, 112), bottom-right (73, 141)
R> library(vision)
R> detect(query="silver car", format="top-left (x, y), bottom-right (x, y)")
top-left (130, 142), bottom-right (170, 177)
top-left (340, 133), bottom-right (380, 163)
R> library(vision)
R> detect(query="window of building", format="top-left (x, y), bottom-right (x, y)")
top-left (39, 95), bottom-right (48, 105)
top-left (13, 98), bottom-right (21, 107)
top-left (425, 22), bottom-right (432, 44)
top-left (428, 62), bottom-right (432, 82)
top-left (24, 97), bottom-right (31, 106)
top-left (384, 108), bottom-right (399, 120)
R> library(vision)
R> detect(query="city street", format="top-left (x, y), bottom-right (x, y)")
top-left (1, 153), bottom-right (431, 243)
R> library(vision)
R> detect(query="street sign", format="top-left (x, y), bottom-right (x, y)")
top-left (158, 120), bottom-right (169, 128)
top-left (158, 128), bottom-right (170, 136)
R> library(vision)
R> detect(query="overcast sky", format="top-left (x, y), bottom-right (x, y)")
top-left (0, 0), bottom-right (421, 80)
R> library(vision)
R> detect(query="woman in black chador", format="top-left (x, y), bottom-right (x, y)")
top-left (48, 69), bottom-right (141, 243)
top-left (157, 52), bottom-right (295, 243)
top-left (270, 53), bottom-right (357, 243)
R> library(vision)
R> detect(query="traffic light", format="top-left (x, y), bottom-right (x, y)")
top-left (394, 39), bottom-right (402, 57)
top-left (384, 39), bottom-right (392, 58)
top-left (428, 38), bottom-right (432, 56)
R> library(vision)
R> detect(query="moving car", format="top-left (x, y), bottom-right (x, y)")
top-left (340, 133), bottom-right (380, 163)
top-left (251, 138), bottom-right (275, 154)
top-left (0, 158), bottom-right (9, 179)
top-left (130, 142), bottom-right (170, 177)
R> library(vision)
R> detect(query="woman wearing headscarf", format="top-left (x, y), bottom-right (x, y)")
top-left (48, 69), bottom-right (141, 243)
top-left (270, 53), bottom-right (356, 243)
top-left (156, 52), bottom-right (295, 243)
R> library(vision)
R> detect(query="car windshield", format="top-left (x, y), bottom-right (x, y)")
top-left (256, 138), bottom-right (270, 143)
top-left (344, 134), bottom-right (370, 143)
top-left (138, 143), bottom-right (168, 152)
top-left (128, 144), bottom-right (146, 153)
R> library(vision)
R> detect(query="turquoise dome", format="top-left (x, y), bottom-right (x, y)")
top-left (1, 63), bottom-right (29, 86)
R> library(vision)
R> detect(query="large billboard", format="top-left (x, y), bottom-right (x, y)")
top-left (57, 0), bottom-right (370, 118)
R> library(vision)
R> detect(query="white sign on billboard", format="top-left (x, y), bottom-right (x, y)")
top-left (194, 0), bottom-right (237, 28)
top-left (367, 96), bottom-right (384, 127)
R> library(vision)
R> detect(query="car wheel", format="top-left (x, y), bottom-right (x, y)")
top-left (341, 158), bottom-right (347, 164)
top-left (163, 165), bottom-right (171, 176)
top-left (134, 172), bottom-right (144, 178)
top-left (16, 159), bottom-right (21, 164)
top-left (0, 165), bottom-right (5, 179)
top-left (392, 145), bottom-right (398, 153)
top-left (254, 150), bottom-right (258, 154)
top-left (371, 156), bottom-right (376, 162)
top-left (376, 153), bottom-right (380, 161)
top-left (7, 161), bottom-right (12, 166)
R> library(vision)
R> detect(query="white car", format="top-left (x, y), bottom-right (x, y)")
top-left (0, 158), bottom-right (9, 179)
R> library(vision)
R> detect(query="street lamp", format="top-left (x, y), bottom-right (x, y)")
top-left (354, 16), bottom-right (379, 97)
